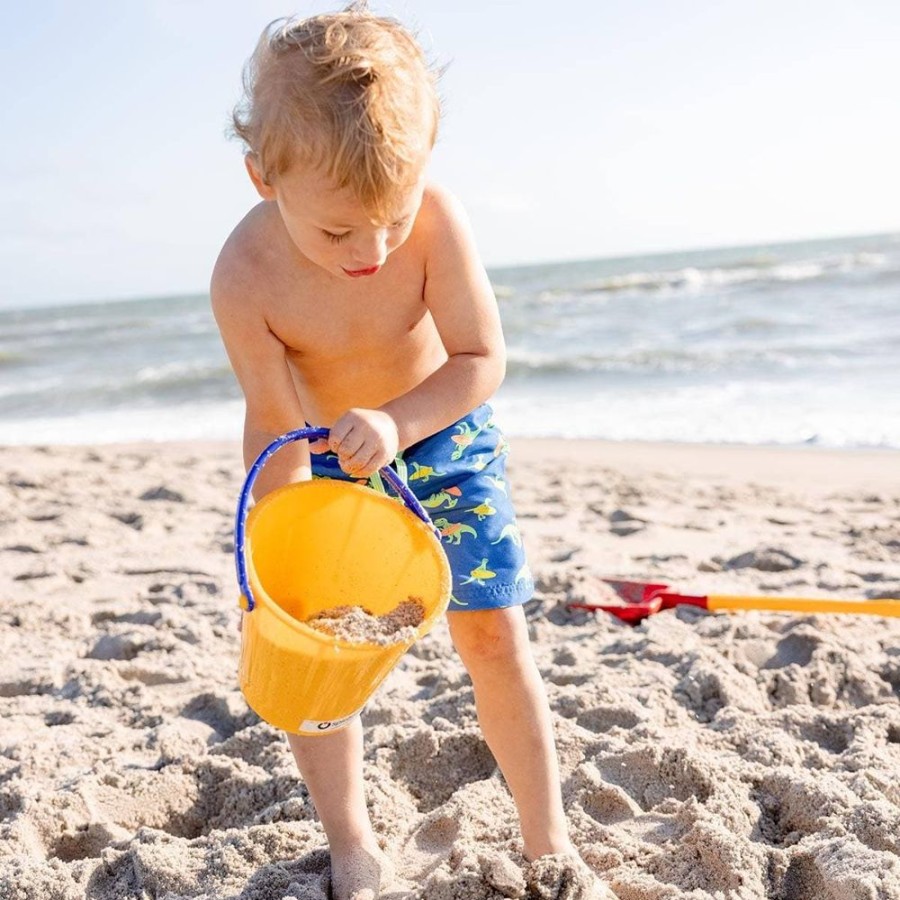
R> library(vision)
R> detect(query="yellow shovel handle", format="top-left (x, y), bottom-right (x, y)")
top-left (708, 595), bottom-right (900, 617)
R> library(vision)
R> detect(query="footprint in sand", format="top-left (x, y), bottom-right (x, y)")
top-left (91, 609), bottom-right (163, 627)
top-left (763, 632), bottom-right (819, 669)
top-left (181, 690), bottom-right (258, 739)
top-left (13, 570), bottom-right (52, 582)
top-left (25, 506), bottom-right (65, 522)
top-left (139, 485), bottom-right (186, 503)
top-left (389, 729), bottom-right (496, 811)
top-left (110, 511), bottom-right (144, 530)
top-left (575, 706), bottom-right (643, 734)
top-left (0, 677), bottom-right (52, 698)
top-left (526, 853), bottom-right (613, 899)
top-left (726, 547), bottom-right (804, 572)
top-left (87, 632), bottom-right (152, 661)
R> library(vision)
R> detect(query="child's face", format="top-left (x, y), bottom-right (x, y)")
top-left (247, 157), bottom-right (425, 280)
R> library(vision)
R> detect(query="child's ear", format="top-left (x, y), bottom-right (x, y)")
top-left (245, 154), bottom-right (275, 200)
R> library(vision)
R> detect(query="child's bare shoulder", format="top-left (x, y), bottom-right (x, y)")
top-left (417, 183), bottom-right (488, 284)
top-left (210, 202), bottom-right (282, 307)
top-left (418, 182), bottom-right (469, 237)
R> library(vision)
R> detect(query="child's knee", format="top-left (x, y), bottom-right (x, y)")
top-left (448, 606), bottom-right (529, 663)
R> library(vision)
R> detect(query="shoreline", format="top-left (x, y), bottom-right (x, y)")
top-left (7, 435), bottom-right (898, 492)
top-left (511, 437), bottom-right (900, 493)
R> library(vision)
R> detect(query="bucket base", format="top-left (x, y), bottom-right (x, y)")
top-left (297, 706), bottom-right (365, 736)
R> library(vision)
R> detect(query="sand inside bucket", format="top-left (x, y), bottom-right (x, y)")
top-left (304, 598), bottom-right (425, 646)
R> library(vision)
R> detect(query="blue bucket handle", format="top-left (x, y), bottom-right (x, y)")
top-left (234, 426), bottom-right (438, 612)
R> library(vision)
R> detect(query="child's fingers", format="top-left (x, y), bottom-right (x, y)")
top-left (338, 449), bottom-right (369, 475)
top-left (338, 440), bottom-right (381, 476)
top-left (333, 429), bottom-right (367, 462)
top-left (327, 417), bottom-right (357, 453)
top-left (328, 427), bottom-right (356, 456)
top-left (308, 438), bottom-right (330, 454)
top-left (348, 448), bottom-right (382, 478)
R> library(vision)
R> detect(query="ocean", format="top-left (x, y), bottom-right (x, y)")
top-left (1, 232), bottom-right (898, 448)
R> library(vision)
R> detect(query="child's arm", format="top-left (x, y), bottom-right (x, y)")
top-left (329, 185), bottom-right (506, 473)
top-left (211, 257), bottom-right (313, 502)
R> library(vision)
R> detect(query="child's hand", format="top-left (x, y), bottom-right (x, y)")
top-left (328, 408), bottom-right (400, 478)
top-left (308, 435), bottom-right (330, 454)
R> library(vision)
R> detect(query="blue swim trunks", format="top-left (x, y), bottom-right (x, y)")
top-left (309, 403), bottom-right (534, 612)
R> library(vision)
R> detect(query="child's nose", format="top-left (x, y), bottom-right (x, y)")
top-left (350, 229), bottom-right (388, 267)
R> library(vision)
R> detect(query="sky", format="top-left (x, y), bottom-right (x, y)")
top-left (2, 0), bottom-right (899, 309)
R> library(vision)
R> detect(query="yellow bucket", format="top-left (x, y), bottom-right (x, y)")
top-left (234, 427), bottom-right (451, 735)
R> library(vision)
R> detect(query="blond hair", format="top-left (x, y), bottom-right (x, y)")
top-left (232, 2), bottom-right (441, 222)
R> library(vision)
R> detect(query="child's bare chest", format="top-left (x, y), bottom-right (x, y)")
top-left (265, 256), bottom-right (431, 360)
top-left (258, 247), bottom-right (447, 422)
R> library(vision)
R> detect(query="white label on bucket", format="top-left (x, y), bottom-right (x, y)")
top-left (298, 706), bottom-right (364, 735)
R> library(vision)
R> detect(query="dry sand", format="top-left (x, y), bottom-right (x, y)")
top-left (305, 599), bottom-right (425, 646)
top-left (1, 438), bottom-right (899, 899)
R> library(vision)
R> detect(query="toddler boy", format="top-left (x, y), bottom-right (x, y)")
top-left (212, 5), bottom-right (608, 898)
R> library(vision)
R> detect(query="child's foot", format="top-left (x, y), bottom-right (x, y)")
top-left (525, 851), bottom-right (615, 899)
top-left (330, 842), bottom-right (395, 900)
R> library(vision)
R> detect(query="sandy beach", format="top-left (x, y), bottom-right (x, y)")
top-left (2, 438), bottom-right (899, 899)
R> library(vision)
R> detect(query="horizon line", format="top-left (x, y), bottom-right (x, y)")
top-left (3, 226), bottom-right (897, 314)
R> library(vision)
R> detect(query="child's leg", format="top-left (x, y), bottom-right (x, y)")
top-left (446, 605), bottom-right (573, 860)
top-left (286, 718), bottom-right (392, 899)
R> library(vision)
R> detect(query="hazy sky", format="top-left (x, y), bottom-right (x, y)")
top-left (2, 0), bottom-right (898, 308)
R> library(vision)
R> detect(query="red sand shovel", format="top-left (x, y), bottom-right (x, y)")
top-left (568, 578), bottom-right (900, 625)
